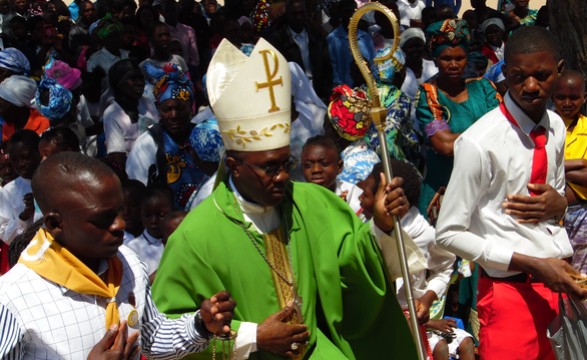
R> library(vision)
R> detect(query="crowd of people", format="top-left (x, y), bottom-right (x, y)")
top-left (0, 0), bottom-right (585, 358)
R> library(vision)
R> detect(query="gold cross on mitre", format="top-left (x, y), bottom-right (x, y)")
top-left (206, 38), bottom-right (292, 152)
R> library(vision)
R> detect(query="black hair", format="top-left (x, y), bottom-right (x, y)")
top-left (302, 135), bottom-right (340, 159)
top-left (504, 26), bottom-right (561, 64)
top-left (149, 20), bottom-right (168, 39)
top-left (40, 127), bottom-right (81, 153)
top-left (558, 69), bottom-right (586, 90)
top-left (32, 152), bottom-right (117, 213)
top-left (369, 160), bottom-right (422, 207)
top-left (8, 130), bottom-right (40, 154)
top-left (142, 183), bottom-right (175, 210)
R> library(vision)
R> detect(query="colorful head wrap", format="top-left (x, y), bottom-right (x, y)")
top-left (372, 46), bottom-right (406, 84)
top-left (0, 48), bottom-right (30, 75)
top-left (251, 0), bottom-right (270, 34)
top-left (426, 19), bottom-right (471, 58)
top-left (190, 119), bottom-right (224, 162)
top-left (327, 85), bottom-right (371, 141)
top-left (95, 13), bottom-right (123, 40)
top-left (143, 62), bottom-right (194, 104)
top-left (35, 78), bottom-right (73, 121)
top-left (44, 59), bottom-right (82, 91)
top-left (0, 75), bottom-right (37, 107)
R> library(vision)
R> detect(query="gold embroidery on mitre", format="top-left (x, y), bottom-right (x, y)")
top-left (255, 49), bottom-right (283, 113)
top-left (222, 123), bottom-right (291, 148)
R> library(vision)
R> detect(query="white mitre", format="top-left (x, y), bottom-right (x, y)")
top-left (206, 38), bottom-right (292, 151)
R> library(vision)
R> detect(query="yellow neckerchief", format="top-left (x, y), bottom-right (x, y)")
top-left (18, 228), bottom-right (123, 329)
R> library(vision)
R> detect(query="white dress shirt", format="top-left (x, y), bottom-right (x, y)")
top-left (125, 230), bottom-right (164, 276)
top-left (0, 177), bottom-right (42, 245)
top-left (396, 0), bottom-right (426, 27)
top-left (396, 207), bottom-right (455, 306)
top-left (436, 93), bottom-right (572, 278)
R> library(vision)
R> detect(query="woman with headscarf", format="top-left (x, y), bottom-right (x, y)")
top-left (0, 75), bottom-right (50, 143)
top-left (416, 19), bottom-right (501, 223)
top-left (103, 59), bottom-right (158, 171)
top-left (126, 63), bottom-right (217, 210)
top-left (0, 48), bottom-right (30, 83)
top-left (400, 27), bottom-right (438, 102)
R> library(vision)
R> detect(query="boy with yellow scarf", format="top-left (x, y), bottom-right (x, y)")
top-left (0, 152), bottom-right (235, 359)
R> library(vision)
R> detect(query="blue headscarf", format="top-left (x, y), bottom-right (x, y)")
top-left (143, 62), bottom-right (194, 104)
top-left (36, 78), bottom-right (73, 121)
top-left (190, 119), bottom-right (224, 162)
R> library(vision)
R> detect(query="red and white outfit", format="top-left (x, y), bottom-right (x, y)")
top-left (436, 93), bottom-right (572, 360)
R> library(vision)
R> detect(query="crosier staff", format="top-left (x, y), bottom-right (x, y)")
top-left (348, 3), bottom-right (426, 359)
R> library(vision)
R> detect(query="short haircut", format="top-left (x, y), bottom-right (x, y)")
top-left (558, 69), bottom-right (586, 91)
top-left (370, 160), bottom-right (422, 207)
top-left (40, 126), bottom-right (80, 152)
top-left (32, 152), bottom-right (116, 213)
top-left (149, 21), bottom-right (168, 39)
top-left (302, 135), bottom-right (340, 158)
top-left (142, 183), bottom-right (175, 210)
top-left (504, 26), bottom-right (561, 64)
top-left (8, 130), bottom-right (40, 154)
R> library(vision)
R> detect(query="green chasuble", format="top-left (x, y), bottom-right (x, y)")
top-left (152, 179), bottom-right (418, 359)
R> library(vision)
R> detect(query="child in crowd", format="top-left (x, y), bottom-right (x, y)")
top-left (121, 179), bottom-right (147, 239)
top-left (38, 126), bottom-right (81, 161)
top-left (436, 26), bottom-right (587, 359)
top-left (125, 184), bottom-right (174, 278)
top-left (553, 70), bottom-right (587, 274)
top-left (358, 161), bottom-right (474, 360)
top-left (301, 135), bottom-right (362, 214)
top-left (0, 144), bottom-right (16, 187)
top-left (0, 130), bottom-right (42, 245)
top-left (161, 210), bottom-right (187, 245)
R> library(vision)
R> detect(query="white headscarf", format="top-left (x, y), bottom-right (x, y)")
top-left (399, 27), bottom-right (426, 50)
top-left (0, 75), bottom-right (37, 107)
top-left (480, 18), bottom-right (505, 33)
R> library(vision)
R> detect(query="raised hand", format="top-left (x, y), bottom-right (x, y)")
top-left (373, 173), bottom-right (409, 233)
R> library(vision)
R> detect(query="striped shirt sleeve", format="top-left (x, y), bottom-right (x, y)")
top-left (0, 304), bottom-right (24, 360)
top-left (140, 286), bottom-right (210, 359)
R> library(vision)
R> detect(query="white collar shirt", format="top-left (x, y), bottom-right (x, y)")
top-left (125, 230), bottom-right (164, 276)
top-left (436, 92), bottom-right (572, 278)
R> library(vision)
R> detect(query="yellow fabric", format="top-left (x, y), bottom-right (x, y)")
top-left (565, 114), bottom-right (587, 200)
top-left (18, 228), bottom-right (123, 329)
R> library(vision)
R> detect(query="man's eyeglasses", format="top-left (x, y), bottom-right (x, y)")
top-left (234, 156), bottom-right (298, 178)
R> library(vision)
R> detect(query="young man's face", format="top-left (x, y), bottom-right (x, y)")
top-left (141, 194), bottom-right (172, 239)
top-left (52, 174), bottom-right (126, 266)
top-left (9, 142), bottom-right (40, 179)
top-left (504, 51), bottom-right (562, 122)
top-left (553, 76), bottom-right (586, 121)
top-left (357, 175), bottom-right (376, 220)
top-left (301, 144), bottom-right (342, 192)
top-left (151, 25), bottom-right (171, 52)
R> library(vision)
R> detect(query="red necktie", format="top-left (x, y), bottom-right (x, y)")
top-left (500, 103), bottom-right (547, 196)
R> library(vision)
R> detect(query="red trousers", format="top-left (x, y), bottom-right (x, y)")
top-left (477, 272), bottom-right (559, 360)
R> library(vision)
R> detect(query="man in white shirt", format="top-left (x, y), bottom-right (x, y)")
top-left (436, 26), bottom-right (587, 360)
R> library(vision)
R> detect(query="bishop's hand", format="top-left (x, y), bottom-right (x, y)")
top-left (373, 173), bottom-right (409, 233)
top-left (257, 306), bottom-right (310, 358)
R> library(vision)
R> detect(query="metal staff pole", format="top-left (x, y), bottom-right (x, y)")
top-left (348, 3), bottom-right (426, 359)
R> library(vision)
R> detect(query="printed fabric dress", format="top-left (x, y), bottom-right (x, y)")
top-left (415, 77), bottom-right (501, 221)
